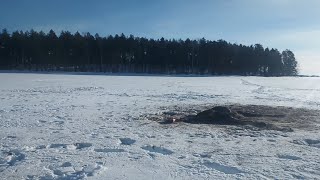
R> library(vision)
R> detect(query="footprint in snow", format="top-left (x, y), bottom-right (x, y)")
top-left (48, 143), bottom-right (93, 150)
top-left (202, 160), bottom-right (245, 174)
top-left (74, 143), bottom-right (93, 149)
top-left (94, 148), bottom-right (126, 153)
top-left (61, 162), bottom-right (72, 167)
top-left (292, 139), bottom-right (320, 148)
top-left (119, 138), bottom-right (136, 145)
top-left (304, 139), bottom-right (320, 148)
top-left (277, 154), bottom-right (302, 160)
top-left (141, 145), bottom-right (174, 155)
top-left (36, 145), bottom-right (47, 149)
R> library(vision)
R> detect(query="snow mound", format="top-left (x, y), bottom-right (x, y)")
top-left (159, 105), bottom-right (319, 132)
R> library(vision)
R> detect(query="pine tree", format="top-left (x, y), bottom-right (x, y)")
top-left (282, 49), bottom-right (298, 76)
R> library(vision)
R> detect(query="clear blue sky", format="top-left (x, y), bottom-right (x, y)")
top-left (1, 0), bottom-right (319, 75)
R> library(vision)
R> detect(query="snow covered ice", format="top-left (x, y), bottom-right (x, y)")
top-left (0, 73), bottom-right (320, 179)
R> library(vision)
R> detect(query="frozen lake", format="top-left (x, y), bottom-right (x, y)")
top-left (0, 73), bottom-right (320, 179)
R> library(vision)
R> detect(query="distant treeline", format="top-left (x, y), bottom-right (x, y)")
top-left (0, 29), bottom-right (298, 76)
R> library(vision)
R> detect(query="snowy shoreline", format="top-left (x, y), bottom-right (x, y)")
top-left (1, 70), bottom-right (317, 78)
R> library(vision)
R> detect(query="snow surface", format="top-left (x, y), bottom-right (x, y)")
top-left (0, 73), bottom-right (320, 179)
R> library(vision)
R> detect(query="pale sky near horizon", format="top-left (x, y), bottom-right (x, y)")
top-left (1, 0), bottom-right (319, 75)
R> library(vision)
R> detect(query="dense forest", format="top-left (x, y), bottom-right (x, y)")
top-left (0, 29), bottom-right (298, 76)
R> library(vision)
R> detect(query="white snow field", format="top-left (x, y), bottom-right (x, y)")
top-left (0, 73), bottom-right (320, 180)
